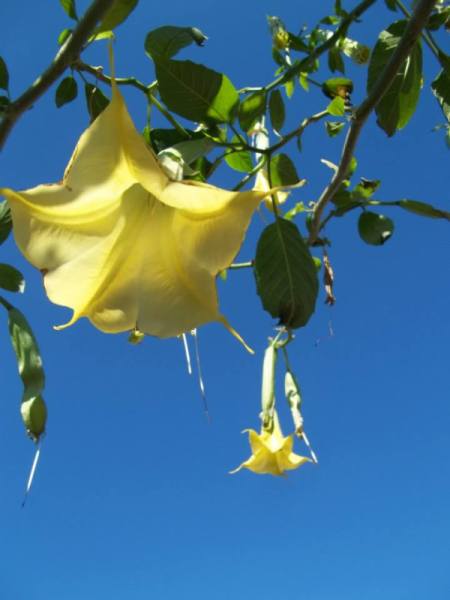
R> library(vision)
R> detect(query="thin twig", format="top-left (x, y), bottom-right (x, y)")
top-left (232, 157), bottom-right (266, 191)
top-left (308, 0), bottom-right (437, 244)
top-left (75, 61), bottom-right (191, 137)
top-left (0, 0), bottom-right (116, 151)
top-left (75, 60), bottom-right (149, 92)
top-left (269, 110), bottom-right (329, 154)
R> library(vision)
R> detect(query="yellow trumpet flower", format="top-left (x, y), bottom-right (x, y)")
top-left (0, 82), bottom-right (273, 345)
top-left (231, 411), bottom-right (311, 476)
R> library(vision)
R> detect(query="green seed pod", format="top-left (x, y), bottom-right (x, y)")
top-left (285, 370), bottom-right (301, 408)
top-left (261, 344), bottom-right (277, 427)
top-left (285, 371), bottom-right (304, 434)
top-left (322, 77), bottom-right (354, 99)
top-left (21, 395), bottom-right (47, 442)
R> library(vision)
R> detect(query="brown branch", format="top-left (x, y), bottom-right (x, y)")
top-left (308, 0), bottom-right (437, 244)
top-left (0, 0), bottom-right (116, 152)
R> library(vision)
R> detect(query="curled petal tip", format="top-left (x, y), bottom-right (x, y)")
top-left (219, 317), bottom-right (254, 354)
top-left (53, 314), bottom-right (79, 331)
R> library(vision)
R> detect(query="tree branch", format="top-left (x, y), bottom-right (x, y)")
top-left (308, 0), bottom-right (437, 244)
top-left (0, 0), bottom-right (116, 152)
top-left (265, 0), bottom-right (377, 93)
top-left (269, 110), bottom-right (329, 154)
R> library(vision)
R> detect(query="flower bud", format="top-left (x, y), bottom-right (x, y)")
top-left (21, 395), bottom-right (47, 442)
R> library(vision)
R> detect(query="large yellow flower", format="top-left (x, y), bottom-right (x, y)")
top-left (0, 83), bottom-right (273, 343)
top-left (231, 412), bottom-right (311, 476)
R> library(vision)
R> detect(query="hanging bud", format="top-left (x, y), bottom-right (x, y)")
top-left (261, 344), bottom-right (277, 429)
top-left (21, 395), bottom-right (47, 442)
top-left (128, 328), bottom-right (145, 345)
top-left (284, 370), bottom-right (304, 434)
top-left (322, 77), bottom-right (354, 109)
top-left (267, 16), bottom-right (290, 50)
top-left (340, 38), bottom-right (370, 65)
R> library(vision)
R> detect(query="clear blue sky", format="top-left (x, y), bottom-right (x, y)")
top-left (1, 2), bottom-right (449, 599)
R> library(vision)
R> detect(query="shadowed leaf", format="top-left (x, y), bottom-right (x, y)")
top-left (368, 20), bottom-right (423, 136)
top-left (254, 219), bottom-right (318, 328)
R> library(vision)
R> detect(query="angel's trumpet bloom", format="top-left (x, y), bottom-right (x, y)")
top-left (1, 82), bottom-right (273, 346)
top-left (231, 411), bottom-right (310, 476)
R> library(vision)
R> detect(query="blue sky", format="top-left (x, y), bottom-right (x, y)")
top-left (0, 1), bottom-right (449, 599)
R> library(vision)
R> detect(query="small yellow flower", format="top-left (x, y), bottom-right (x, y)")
top-left (231, 412), bottom-right (311, 476)
top-left (0, 81), bottom-right (273, 345)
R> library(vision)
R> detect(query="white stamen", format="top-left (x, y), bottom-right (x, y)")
top-left (302, 431), bottom-right (318, 464)
top-left (22, 444), bottom-right (41, 507)
top-left (191, 329), bottom-right (210, 420)
top-left (181, 333), bottom-right (192, 375)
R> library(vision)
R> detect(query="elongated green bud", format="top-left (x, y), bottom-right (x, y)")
top-left (285, 371), bottom-right (304, 434)
top-left (21, 395), bottom-right (47, 442)
top-left (261, 344), bottom-right (277, 429)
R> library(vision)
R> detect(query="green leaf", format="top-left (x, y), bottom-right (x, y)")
top-left (0, 96), bottom-right (9, 111)
top-left (284, 202), bottom-right (306, 220)
top-left (272, 48), bottom-right (286, 67)
top-left (57, 28), bottom-right (73, 45)
top-left (427, 8), bottom-right (450, 31)
top-left (155, 59), bottom-right (239, 123)
top-left (353, 178), bottom-right (381, 198)
top-left (185, 156), bottom-right (213, 182)
top-left (166, 137), bottom-right (214, 165)
top-left (148, 127), bottom-right (200, 153)
top-left (269, 154), bottom-right (299, 186)
top-left (384, 0), bottom-right (397, 11)
top-left (145, 25), bottom-right (207, 60)
top-left (325, 121), bottom-right (345, 137)
top-left (0, 298), bottom-right (45, 403)
top-left (0, 56), bottom-right (9, 90)
top-left (0, 201), bottom-right (12, 244)
top-left (346, 156), bottom-right (358, 178)
top-left (367, 20), bottom-right (423, 136)
top-left (254, 219), bottom-right (319, 328)
top-left (327, 96), bottom-right (346, 116)
top-left (238, 91), bottom-right (266, 132)
top-left (0, 264), bottom-right (25, 293)
top-left (55, 76), bottom-right (78, 108)
top-left (431, 69), bottom-right (450, 122)
top-left (397, 199), bottom-right (450, 220)
top-left (288, 32), bottom-right (308, 52)
top-left (91, 30), bottom-right (115, 41)
top-left (95, 0), bottom-right (138, 34)
top-left (84, 83), bottom-right (110, 122)
top-left (358, 211), bottom-right (394, 245)
top-left (284, 79), bottom-right (295, 98)
top-left (59, 0), bottom-right (77, 20)
top-left (225, 136), bottom-right (253, 172)
top-left (269, 89), bottom-right (285, 132)
top-left (331, 187), bottom-right (354, 207)
top-left (298, 73), bottom-right (309, 91)
top-left (328, 47), bottom-right (345, 73)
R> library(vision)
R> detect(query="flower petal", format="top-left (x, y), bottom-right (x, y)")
top-left (2, 85), bottom-right (268, 341)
